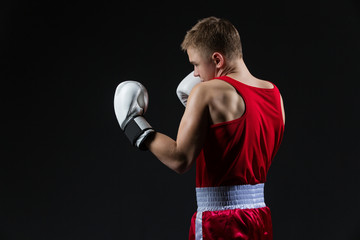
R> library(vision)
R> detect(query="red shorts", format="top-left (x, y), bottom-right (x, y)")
top-left (188, 207), bottom-right (273, 240)
top-left (189, 184), bottom-right (272, 240)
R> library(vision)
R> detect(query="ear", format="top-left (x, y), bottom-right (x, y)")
top-left (212, 52), bottom-right (225, 68)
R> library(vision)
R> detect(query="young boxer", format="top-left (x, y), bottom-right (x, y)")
top-left (114, 17), bottom-right (285, 240)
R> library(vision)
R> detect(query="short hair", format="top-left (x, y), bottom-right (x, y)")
top-left (181, 17), bottom-right (243, 60)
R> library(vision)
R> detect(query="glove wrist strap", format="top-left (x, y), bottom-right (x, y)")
top-left (124, 116), bottom-right (154, 150)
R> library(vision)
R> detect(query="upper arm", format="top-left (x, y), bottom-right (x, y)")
top-left (280, 93), bottom-right (285, 125)
top-left (175, 83), bottom-right (210, 167)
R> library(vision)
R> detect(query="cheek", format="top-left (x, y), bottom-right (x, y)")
top-left (203, 64), bottom-right (216, 79)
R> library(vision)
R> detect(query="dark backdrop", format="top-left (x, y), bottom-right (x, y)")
top-left (2, 0), bottom-right (360, 239)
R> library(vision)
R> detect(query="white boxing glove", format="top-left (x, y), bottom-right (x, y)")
top-left (114, 81), bottom-right (155, 150)
top-left (176, 71), bottom-right (201, 107)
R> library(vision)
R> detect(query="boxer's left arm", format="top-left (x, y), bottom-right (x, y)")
top-left (145, 83), bottom-right (209, 174)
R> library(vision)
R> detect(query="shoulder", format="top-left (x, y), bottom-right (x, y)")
top-left (253, 77), bottom-right (276, 89)
top-left (193, 79), bottom-right (233, 93)
top-left (189, 80), bottom-right (230, 101)
top-left (189, 79), bottom-right (238, 111)
top-left (205, 79), bottom-right (232, 88)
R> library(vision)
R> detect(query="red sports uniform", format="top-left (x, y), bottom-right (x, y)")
top-left (189, 76), bottom-right (285, 240)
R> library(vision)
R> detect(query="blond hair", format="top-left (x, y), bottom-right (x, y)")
top-left (181, 17), bottom-right (242, 60)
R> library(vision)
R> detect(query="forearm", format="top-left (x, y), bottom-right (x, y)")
top-left (145, 132), bottom-right (191, 174)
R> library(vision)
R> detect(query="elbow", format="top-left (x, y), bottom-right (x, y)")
top-left (173, 158), bottom-right (193, 175)
top-left (169, 147), bottom-right (196, 174)
top-left (174, 165), bottom-right (188, 175)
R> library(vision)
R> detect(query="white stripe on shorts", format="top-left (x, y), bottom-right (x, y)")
top-left (195, 211), bottom-right (203, 240)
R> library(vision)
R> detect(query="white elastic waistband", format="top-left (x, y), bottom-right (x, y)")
top-left (196, 183), bottom-right (266, 211)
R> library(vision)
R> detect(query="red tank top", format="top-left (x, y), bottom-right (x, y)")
top-left (196, 76), bottom-right (285, 188)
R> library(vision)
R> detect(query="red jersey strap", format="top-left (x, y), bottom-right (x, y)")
top-left (214, 76), bottom-right (278, 92)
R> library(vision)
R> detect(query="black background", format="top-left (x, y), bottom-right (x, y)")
top-left (2, 0), bottom-right (360, 239)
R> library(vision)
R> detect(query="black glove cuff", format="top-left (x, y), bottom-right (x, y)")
top-left (124, 116), bottom-right (154, 150)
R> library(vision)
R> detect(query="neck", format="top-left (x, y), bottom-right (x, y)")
top-left (216, 57), bottom-right (252, 80)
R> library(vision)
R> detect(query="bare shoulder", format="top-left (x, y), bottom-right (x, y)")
top-left (253, 78), bottom-right (275, 89)
top-left (187, 82), bottom-right (211, 107)
top-left (189, 80), bottom-right (227, 97)
top-left (187, 80), bottom-right (229, 109)
top-left (202, 79), bottom-right (235, 92)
